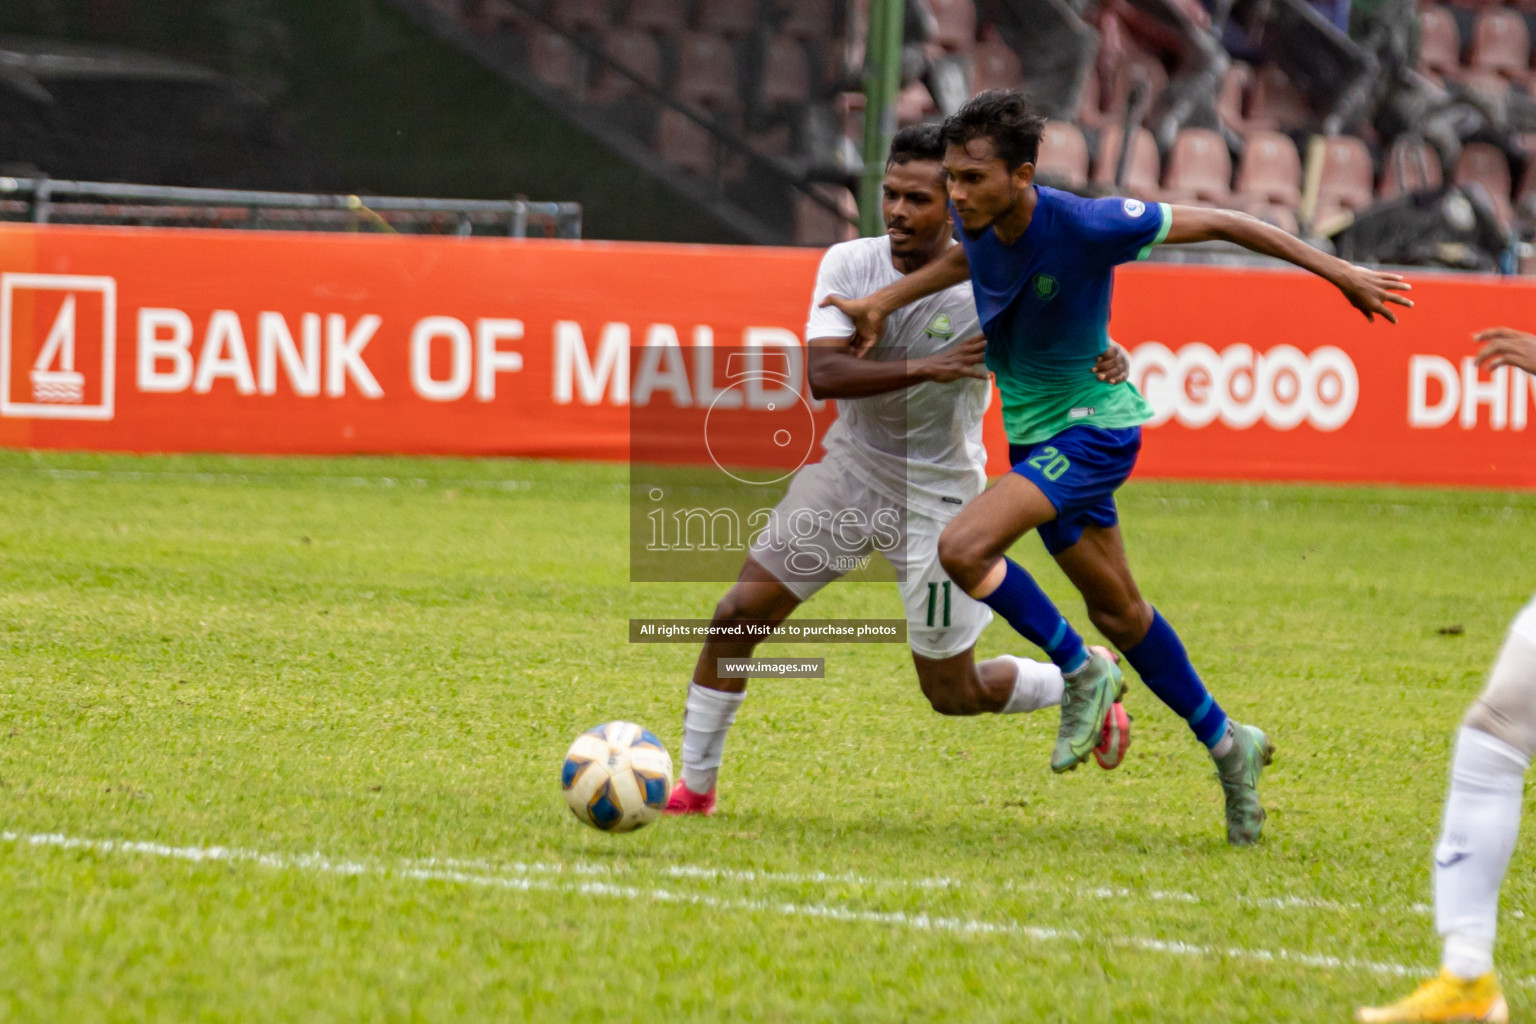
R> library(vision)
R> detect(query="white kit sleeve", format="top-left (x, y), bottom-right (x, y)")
top-left (804, 243), bottom-right (860, 343)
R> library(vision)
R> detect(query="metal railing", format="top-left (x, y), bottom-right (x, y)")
top-left (0, 177), bottom-right (583, 238)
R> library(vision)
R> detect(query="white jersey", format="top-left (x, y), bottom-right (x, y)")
top-left (805, 236), bottom-right (990, 517)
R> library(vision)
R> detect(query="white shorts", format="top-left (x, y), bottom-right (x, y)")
top-left (748, 455), bottom-right (991, 659)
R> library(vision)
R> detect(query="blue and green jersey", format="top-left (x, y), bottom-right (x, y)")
top-left (956, 186), bottom-right (1169, 444)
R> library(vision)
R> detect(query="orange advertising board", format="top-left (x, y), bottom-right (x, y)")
top-left (0, 223), bottom-right (1531, 488)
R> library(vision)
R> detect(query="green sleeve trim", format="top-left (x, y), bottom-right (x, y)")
top-left (1136, 203), bottom-right (1173, 261)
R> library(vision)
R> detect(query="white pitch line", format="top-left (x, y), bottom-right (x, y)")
top-left (426, 855), bottom-right (1436, 920)
top-left (0, 829), bottom-right (1459, 985)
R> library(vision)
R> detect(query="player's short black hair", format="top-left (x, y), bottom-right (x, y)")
top-left (886, 123), bottom-right (945, 168)
top-left (940, 89), bottom-right (1046, 171)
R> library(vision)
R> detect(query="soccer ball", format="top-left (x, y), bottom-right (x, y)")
top-left (561, 722), bottom-right (674, 832)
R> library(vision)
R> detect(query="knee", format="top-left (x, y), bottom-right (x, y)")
top-left (937, 531), bottom-right (988, 592)
top-left (1464, 696), bottom-right (1536, 760)
top-left (1463, 621), bottom-right (1536, 759)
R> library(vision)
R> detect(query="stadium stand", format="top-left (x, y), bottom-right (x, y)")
top-left (0, 39), bottom-right (332, 192)
top-left (1379, 135), bottom-right (1444, 199)
top-left (1314, 134), bottom-right (1376, 226)
top-left (1418, 6), bottom-right (1460, 82)
top-left (794, 181), bottom-right (860, 244)
top-left (29, 0), bottom-right (1510, 259)
top-left (1456, 140), bottom-right (1516, 226)
top-left (421, 0), bottom-right (1459, 245)
top-left (1036, 120), bottom-right (1091, 189)
top-left (1234, 130), bottom-right (1302, 208)
top-left (1093, 124), bottom-right (1162, 199)
top-left (1467, 8), bottom-right (1531, 86)
top-left (1162, 128), bottom-right (1233, 205)
top-left (972, 27), bottom-right (1024, 92)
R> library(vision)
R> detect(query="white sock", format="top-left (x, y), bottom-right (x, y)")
top-left (681, 682), bottom-right (746, 794)
top-left (997, 655), bottom-right (1064, 714)
top-left (1210, 721), bottom-right (1237, 760)
top-left (1435, 726), bottom-right (1530, 979)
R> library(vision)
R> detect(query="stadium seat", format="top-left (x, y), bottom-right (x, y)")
top-left (1378, 136), bottom-right (1443, 199)
top-left (1454, 141), bottom-right (1514, 224)
top-left (758, 34), bottom-right (811, 110)
top-left (549, 0), bottom-right (612, 34)
top-left (972, 28), bottom-right (1023, 93)
top-left (655, 107), bottom-right (719, 177)
top-left (1216, 61), bottom-right (1254, 135)
top-left (1418, 6), bottom-right (1461, 81)
top-left (1075, 70), bottom-right (1112, 132)
top-left (589, 29), bottom-right (664, 104)
top-left (776, 0), bottom-right (832, 42)
top-left (1314, 135), bottom-right (1376, 224)
top-left (696, 0), bottom-right (761, 40)
top-left (1093, 124), bottom-right (1161, 198)
top-left (624, 0), bottom-right (689, 34)
top-left (928, 0), bottom-right (978, 53)
top-left (794, 184), bottom-right (860, 246)
top-left (1468, 8), bottom-right (1531, 81)
top-left (895, 80), bottom-right (939, 126)
top-left (1456, 67), bottom-right (1514, 98)
top-left (1234, 130), bottom-right (1302, 208)
top-left (1162, 128), bottom-right (1233, 204)
top-left (1035, 120), bottom-right (1090, 189)
top-left (1102, 50), bottom-right (1170, 129)
top-left (1246, 65), bottom-right (1312, 132)
top-left (527, 29), bottom-right (583, 94)
top-left (672, 33), bottom-right (741, 112)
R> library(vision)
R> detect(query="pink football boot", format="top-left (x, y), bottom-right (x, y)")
top-left (664, 779), bottom-right (717, 816)
top-left (1094, 702), bottom-right (1133, 769)
top-left (1084, 645), bottom-right (1131, 770)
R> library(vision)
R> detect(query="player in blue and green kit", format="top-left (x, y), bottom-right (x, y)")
top-left (825, 90), bottom-right (1414, 845)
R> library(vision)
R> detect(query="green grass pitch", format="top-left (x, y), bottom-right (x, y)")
top-left (0, 448), bottom-right (1532, 1022)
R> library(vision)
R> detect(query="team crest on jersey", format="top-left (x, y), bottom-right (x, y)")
top-left (1033, 274), bottom-right (1059, 301)
top-left (1123, 198), bottom-right (1146, 217)
top-left (925, 312), bottom-right (954, 338)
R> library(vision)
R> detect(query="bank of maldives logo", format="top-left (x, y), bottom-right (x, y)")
top-left (0, 274), bottom-right (116, 420)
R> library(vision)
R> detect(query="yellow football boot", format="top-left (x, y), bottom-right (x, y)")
top-left (1355, 970), bottom-right (1509, 1023)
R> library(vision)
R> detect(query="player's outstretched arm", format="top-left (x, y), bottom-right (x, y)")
top-left (807, 336), bottom-right (1130, 400)
top-left (807, 333), bottom-right (989, 399)
top-left (1163, 206), bottom-right (1414, 324)
top-left (1474, 328), bottom-right (1536, 375)
top-left (819, 244), bottom-right (971, 354)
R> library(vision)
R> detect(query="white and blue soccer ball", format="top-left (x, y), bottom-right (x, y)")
top-left (562, 722), bottom-right (674, 833)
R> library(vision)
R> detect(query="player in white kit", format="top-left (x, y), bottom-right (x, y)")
top-left (1356, 327), bottom-right (1536, 1023)
top-left (667, 126), bottom-right (1131, 816)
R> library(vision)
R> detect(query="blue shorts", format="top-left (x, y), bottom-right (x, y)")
top-left (1009, 425), bottom-right (1142, 556)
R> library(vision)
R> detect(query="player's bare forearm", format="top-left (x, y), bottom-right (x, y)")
top-left (872, 244), bottom-right (970, 314)
top-left (820, 245), bottom-right (971, 352)
top-left (1163, 206), bottom-right (1413, 324)
top-left (806, 335), bottom-right (987, 400)
top-left (1167, 206), bottom-right (1344, 279)
top-left (807, 344), bottom-right (934, 399)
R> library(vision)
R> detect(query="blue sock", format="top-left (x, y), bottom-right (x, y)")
top-left (1123, 609), bottom-right (1228, 748)
top-left (980, 559), bottom-right (1088, 672)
